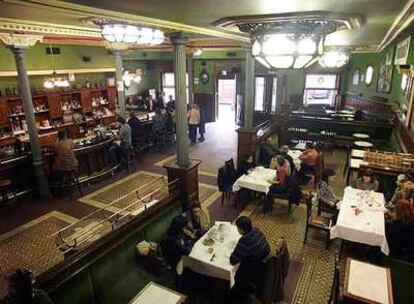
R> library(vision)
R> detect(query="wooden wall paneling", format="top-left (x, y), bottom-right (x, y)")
top-left (107, 86), bottom-right (117, 109)
top-left (0, 99), bottom-right (8, 125)
top-left (47, 93), bottom-right (63, 119)
top-left (81, 89), bottom-right (92, 113)
top-left (394, 118), bottom-right (414, 152)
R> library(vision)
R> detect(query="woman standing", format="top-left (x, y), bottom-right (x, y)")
top-left (187, 104), bottom-right (200, 144)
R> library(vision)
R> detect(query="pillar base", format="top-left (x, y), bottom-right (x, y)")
top-left (163, 159), bottom-right (201, 211)
top-left (33, 162), bottom-right (51, 198)
top-left (236, 127), bottom-right (257, 169)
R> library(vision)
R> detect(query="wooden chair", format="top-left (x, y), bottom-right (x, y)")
top-left (217, 158), bottom-right (237, 206)
top-left (303, 193), bottom-right (333, 249)
top-left (320, 130), bottom-right (336, 155)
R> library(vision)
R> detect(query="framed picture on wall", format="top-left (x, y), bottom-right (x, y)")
top-left (352, 69), bottom-right (360, 85)
top-left (395, 36), bottom-right (411, 65)
top-left (377, 48), bottom-right (394, 93)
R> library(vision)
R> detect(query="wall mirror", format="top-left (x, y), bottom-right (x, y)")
top-left (352, 69), bottom-right (360, 85)
top-left (365, 66), bottom-right (374, 85)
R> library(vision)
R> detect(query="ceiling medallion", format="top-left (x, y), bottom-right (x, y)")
top-left (213, 11), bottom-right (363, 70)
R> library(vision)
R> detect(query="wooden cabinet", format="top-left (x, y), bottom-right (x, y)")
top-left (0, 99), bottom-right (8, 125)
top-left (47, 93), bottom-right (63, 119)
top-left (80, 89), bottom-right (92, 113)
top-left (107, 86), bottom-right (117, 109)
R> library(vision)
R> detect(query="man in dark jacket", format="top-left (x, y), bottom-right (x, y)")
top-left (230, 216), bottom-right (270, 299)
top-left (198, 104), bottom-right (206, 142)
top-left (127, 112), bottom-right (140, 145)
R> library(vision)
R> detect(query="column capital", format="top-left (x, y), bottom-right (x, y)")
top-left (169, 32), bottom-right (188, 46)
top-left (104, 41), bottom-right (130, 53)
top-left (0, 33), bottom-right (42, 49)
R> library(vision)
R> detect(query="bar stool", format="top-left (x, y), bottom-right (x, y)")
top-left (124, 148), bottom-right (137, 171)
top-left (52, 170), bottom-right (82, 198)
top-left (0, 179), bottom-right (14, 203)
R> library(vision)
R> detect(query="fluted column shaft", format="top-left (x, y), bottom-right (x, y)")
top-left (114, 50), bottom-right (125, 118)
top-left (13, 48), bottom-right (51, 197)
top-left (244, 47), bottom-right (255, 128)
top-left (171, 34), bottom-right (189, 167)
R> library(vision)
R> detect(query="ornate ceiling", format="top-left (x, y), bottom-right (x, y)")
top-left (0, 0), bottom-right (412, 52)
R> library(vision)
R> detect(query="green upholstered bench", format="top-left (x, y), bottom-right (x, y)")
top-left (49, 203), bottom-right (182, 304)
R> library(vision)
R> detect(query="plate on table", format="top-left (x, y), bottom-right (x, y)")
top-left (353, 133), bottom-right (370, 139)
top-left (354, 141), bottom-right (373, 148)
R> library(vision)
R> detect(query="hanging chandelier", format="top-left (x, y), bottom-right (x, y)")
top-left (319, 51), bottom-right (349, 68)
top-left (43, 71), bottom-right (70, 89)
top-left (237, 19), bottom-right (344, 70)
top-left (101, 23), bottom-right (165, 45)
top-left (251, 33), bottom-right (323, 69)
top-left (43, 45), bottom-right (70, 89)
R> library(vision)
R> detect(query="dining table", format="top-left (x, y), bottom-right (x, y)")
top-left (344, 258), bottom-right (393, 304)
top-left (330, 187), bottom-right (389, 255)
top-left (128, 281), bottom-right (186, 304)
top-left (232, 166), bottom-right (276, 194)
top-left (178, 221), bottom-right (241, 288)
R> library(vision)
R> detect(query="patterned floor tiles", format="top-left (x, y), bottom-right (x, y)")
top-left (0, 211), bottom-right (77, 276)
top-left (78, 170), bottom-right (221, 212)
top-left (251, 202), bottom-right (340, 304)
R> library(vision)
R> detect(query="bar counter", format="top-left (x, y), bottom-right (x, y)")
top-left (43, 134), bottom-right (119, 182)
top-left (0, 152), bottom-right (33, 194)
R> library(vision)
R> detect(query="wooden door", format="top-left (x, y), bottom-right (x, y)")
top-left (0, 99), bottom-right (8, 125)
top-left (47, 93), bottom-right (63, 119)
top-left (80, 89), bottom-right (92, 113)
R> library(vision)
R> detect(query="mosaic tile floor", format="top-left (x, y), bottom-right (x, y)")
top-left (78, 171), bottom-right (169, 213)
top-left (0, 211), bottom-right (76, 276)
top-left (251, 202), bottom-right (340, 304)
top-left (79, 170), bottom-right (221, 213)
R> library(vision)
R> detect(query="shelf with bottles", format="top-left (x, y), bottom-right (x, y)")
top-left (61, 92), bottom-right (82, 112)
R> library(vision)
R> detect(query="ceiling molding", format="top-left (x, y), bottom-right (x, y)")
top-left (0, 67), bottom-right (115, 77)
top-left (3, 0), bottom-right (249, 42)
top-left (213, 11), bottom-right (364, 32)
top-left (0, 17), bottom-right (101, 38)
top-left (377, 0), bottom-right (414, 52)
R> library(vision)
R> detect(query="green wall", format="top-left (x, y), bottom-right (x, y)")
top-left (343, 35), bottom-right (414, 108)
top-left (0, 44), bottom-right (116, 93)
top-left (0, 44), bottom-right (115, 71)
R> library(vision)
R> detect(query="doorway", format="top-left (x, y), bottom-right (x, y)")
top-left (217, 76), bottom-right (236, 123)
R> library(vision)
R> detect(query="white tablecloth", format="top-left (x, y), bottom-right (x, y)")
top-left (179, 221), bottom-right (241, 287)
top-left (232, 166), bottom-right (276, 193)
top-left (351, 149), bottom-right (366, 159)
top-left (129, 282), bottom-right (185, 304)
top-left (346, 259), bottom-right (391, 304)
top-left (330, 187), bottom-right (389, 255)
